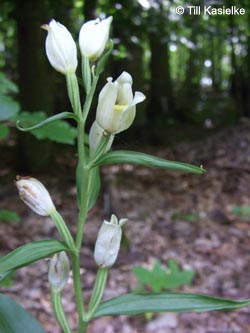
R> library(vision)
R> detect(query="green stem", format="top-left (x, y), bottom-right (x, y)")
top-left (72, 97), bottom-right (94, 331)
top-left (66, 72), bottom-right (82, 117)
top-left (51, 290), bottom-right (71, 333)
top-left (66, 65), bottom-right (101, 333)
top-left (71, 121), bottom-right (89, 331)
top-left (75, 70), bottom-right (101, 251)
top-left (87, 267), bottom-right (108, 320)
top-left (75, 171), bottom-right (89, 251)
top-left (82, 56), bottom-right (92, 94)
top-left (50, 210), bottom-right (76, 253)
top-left (80, 321), bottom-right (88, 333)
top-left (75, 122), bottom-right (89, 251)
top-left (71, 253), bottom-right (87, 331)
top-left (82, 73), bottom-right (99, 125)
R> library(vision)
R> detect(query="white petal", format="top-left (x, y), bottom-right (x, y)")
top-left (16, 177), bottom-right (55, 216)
top-left (44, 19), bottom-right (77, 74)
top-left (116, 92), bottom-right (145, 133)
top-left (115, 71), bottom-right (133, 85)
top-left (96, 80), bottom-right (118, 131)
top-left (110, 214), bottom-right (119, 225)
top-left (94, 215), bottom-right (126, 267)
top-left (116, 82), bottom-right (133, 105)
top-left (117, 106), bottom-right (136, 133)
top-left (130, 91), bottom-right (146, 107)
top-left (89, 120), bottom-right (103, 153)
top-left (119, 218), bottom-right (128, 227)
top-left (79, 17), bottom-right (112, 60)
top-left (89, 120), bottom-right (114, 154)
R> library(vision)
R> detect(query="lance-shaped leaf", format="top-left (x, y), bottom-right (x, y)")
top-left (76, 163), bottom-right (100, 211)
top-left (16, 111), bottom-right (78, 132)
top-left (0, 240), bottom-right (68, 280)
top-left (93, 150), bottom-right (205, 174)
top-left (0, 294), bottom-right (47, 333)
top-left (94, 292), bottom-right (250, 317)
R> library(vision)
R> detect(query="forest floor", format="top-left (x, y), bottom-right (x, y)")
top-left (1, 122), bottom-right (250, 333)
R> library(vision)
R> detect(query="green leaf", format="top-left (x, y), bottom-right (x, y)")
top-left (87, 167), bottom-right (101, 210)
top-left (0, 272), bottom-right (14, 287)
top-left (76, 162), bottom-right (100, 211)
top-left (0, 294), bottom-right (47, 333)
top-left (0, 72), bottom-right (19, 95)
top-left (133, 261), bottom-right (169, 293)
top-left (232, 205), bottom-right (250, 218)
top-left (0, 240), bottom-right (68, 280)
top-left (172, 212), bottom-right (200, 223)
top-left (0, 209), bottom-right (20, 223)
top-left (16, 111), bottom-right (77, 145)
top-left (94, 150), bottom-right (205, 174)
top-left (94, 293), bottom-right (250, 317)
top-left (0, 124), bottom-right (9, 139)
top-left (16, 111), bottom-right (78, 131)
top-left (133, 260), bottom-right (195, 293)
top-left (15, 110), bottom-right (45, 126)
top-left (167, 259), bottom-right (195, 289)
top-left (0, 95), bottom-right (20, 121)
top-left (32, 119), bottom-right (77, 145)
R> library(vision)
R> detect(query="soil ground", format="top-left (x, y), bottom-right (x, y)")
top-left (1, 123), bottom-right (250, 333)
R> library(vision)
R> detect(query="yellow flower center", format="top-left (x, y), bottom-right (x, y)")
top-left (114, 104), bottom-right (128, 112)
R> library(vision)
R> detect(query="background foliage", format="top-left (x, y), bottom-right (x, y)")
top-left (0, 0), bottom-right (249, 164)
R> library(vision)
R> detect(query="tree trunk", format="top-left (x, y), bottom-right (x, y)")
top-left (228, 14), bottom-right (242, 117)
top-left (148, 34), bottom-right (173, 120)
top-left (240, 0), bottom-right (250, 117)
top-left (146, 5), bottom-right (174, 142)
top-left (178, 24), bottom-right (201, 122)
top-left (211, 19), bottom-right (223, 91)
top-left (14, 0), bottom-right (55, 172)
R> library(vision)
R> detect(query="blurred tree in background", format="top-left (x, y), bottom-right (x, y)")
top-left (0, 0), bottom-right (249, 169)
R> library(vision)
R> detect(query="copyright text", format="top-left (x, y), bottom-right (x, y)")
top-left (175, 5), bottom-right (246, 16)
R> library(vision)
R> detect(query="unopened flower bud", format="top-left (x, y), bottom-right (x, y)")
top-left (96, 71), bottom-right (145, 134)
top-left (48, 252), bottom-right (70, 292)
top-left (94, 215), bottom-right (127, 268)
top-left (79, 17), bottom-right (112, 61)
top-left (16, 176), bottom-right (55, 216)
top-left (42, 19), bottom-right (77, 74)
